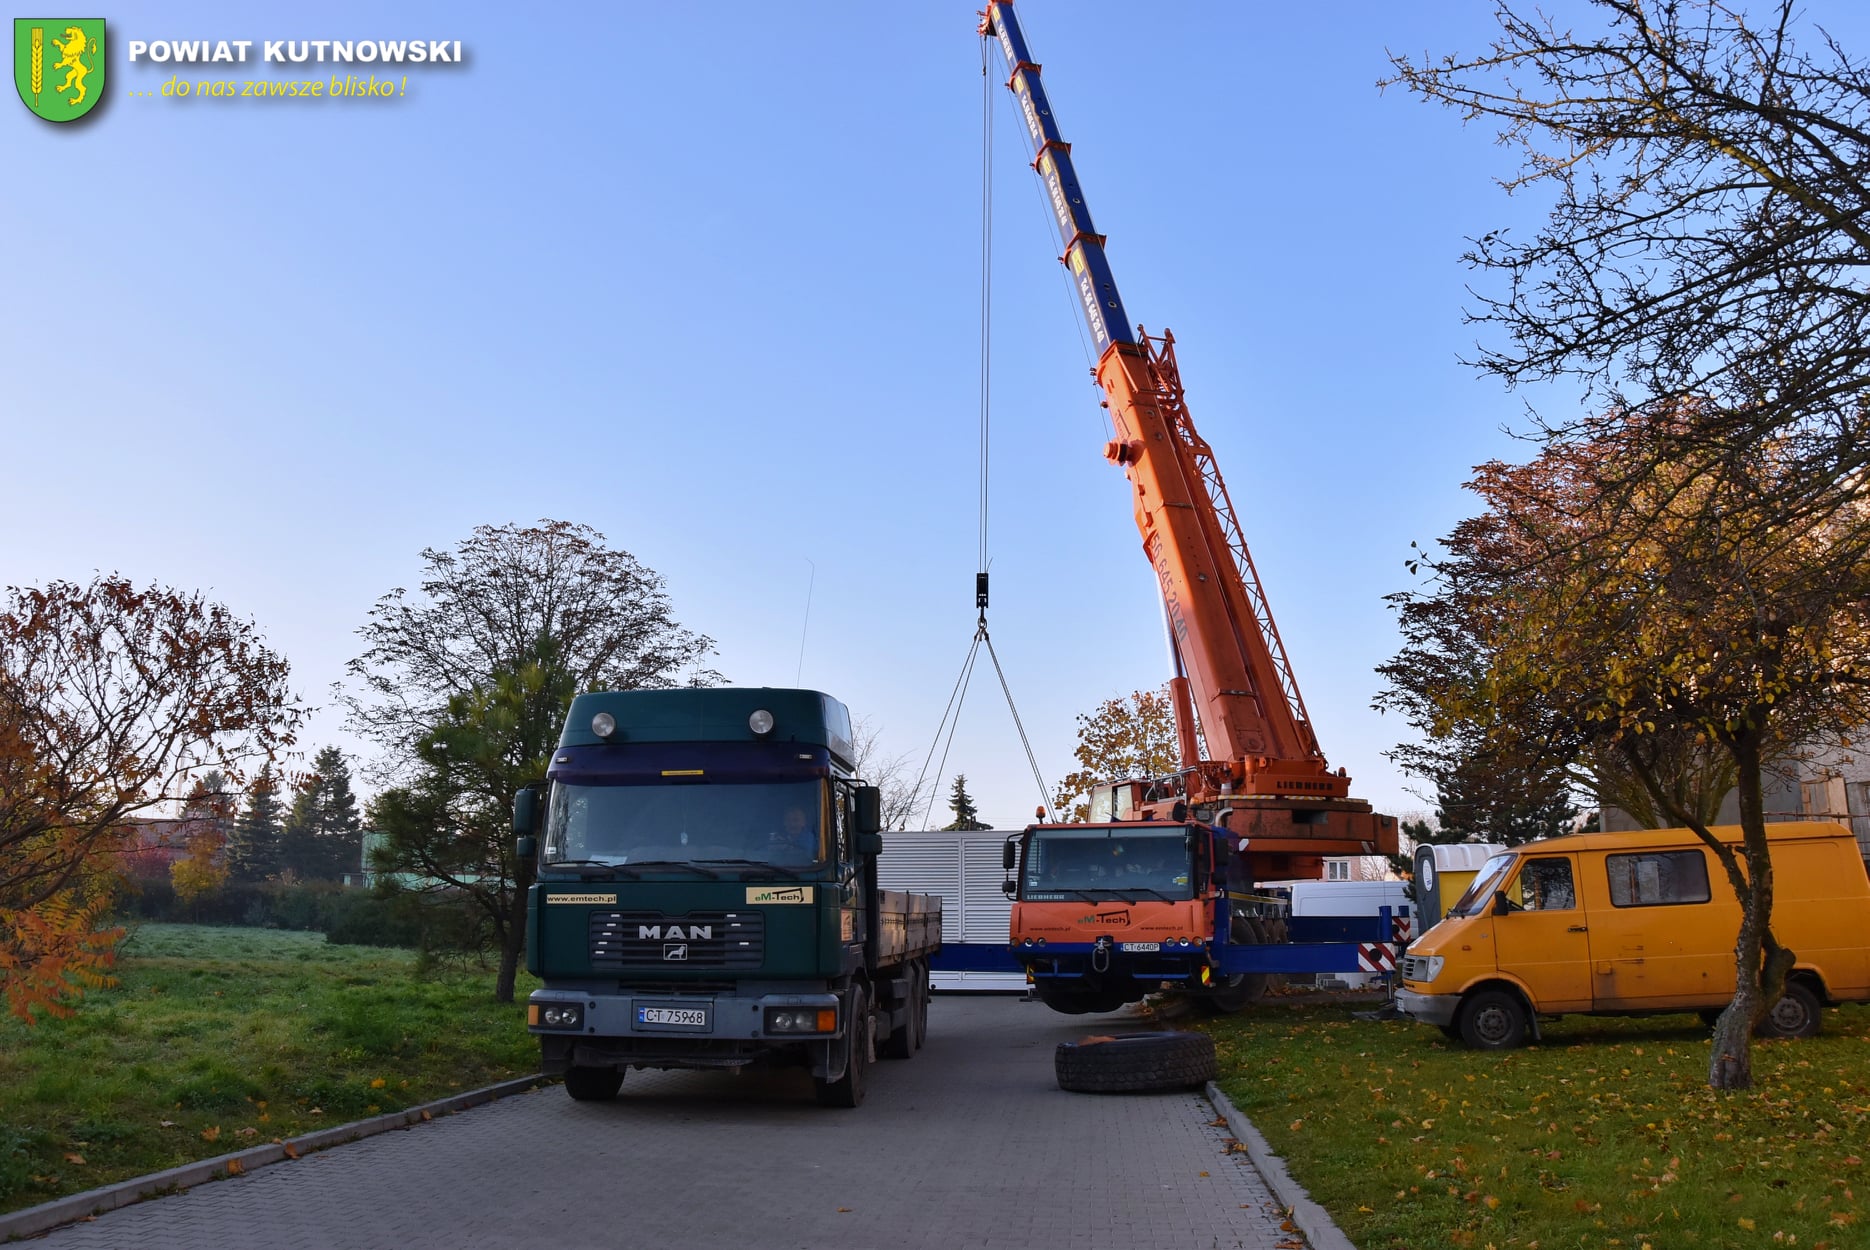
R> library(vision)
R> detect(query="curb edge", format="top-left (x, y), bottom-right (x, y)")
top-left (0, 1074), bottom-right (550, 1242)
top-left (1206, 1079), bottom-right (1358, 1250)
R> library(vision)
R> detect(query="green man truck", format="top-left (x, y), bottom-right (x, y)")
top-left (517, 687), bottom-right (941, 1107)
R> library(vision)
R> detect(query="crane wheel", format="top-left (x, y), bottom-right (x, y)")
top-left (1054, 1031), bottom-right (1217, 1094)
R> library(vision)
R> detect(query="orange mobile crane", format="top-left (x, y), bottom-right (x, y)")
top-left (982, 0), bottom-right (1401, 1014)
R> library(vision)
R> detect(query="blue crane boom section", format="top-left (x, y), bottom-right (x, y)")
top-left (985, 2), bottom-right (1136, 356)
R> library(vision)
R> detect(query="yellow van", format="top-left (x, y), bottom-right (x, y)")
top-left (1395, 822), bottom-right (1870, 1048)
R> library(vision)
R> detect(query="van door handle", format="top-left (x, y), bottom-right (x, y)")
top-left (1568, 925), bottom-right (1588, 933)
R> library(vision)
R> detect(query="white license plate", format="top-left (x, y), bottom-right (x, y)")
top-left (1118, 941), bottom-right (1161, 952)
top-left (637, 1005), bottom-right (710, 1028)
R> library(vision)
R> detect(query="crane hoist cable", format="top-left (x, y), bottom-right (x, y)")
top-left (910, 35), bottom-right (1056, 828)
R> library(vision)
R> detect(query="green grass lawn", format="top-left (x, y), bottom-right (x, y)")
top-left (1200, 995), bottom-right (1870, 1249)
top-left (0, 924), bottom-right (539, 1215)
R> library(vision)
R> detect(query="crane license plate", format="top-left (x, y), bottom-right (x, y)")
top-left (1118, 941), bottom-right (1160, 952)
top-left (637, 1005), bottom-right (710, 1028)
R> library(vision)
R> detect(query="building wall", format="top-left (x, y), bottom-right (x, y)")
top-left (1600, 743), bottom-right (1870, 861)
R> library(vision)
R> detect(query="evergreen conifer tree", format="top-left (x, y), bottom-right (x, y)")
top-left (226, 764), bottom-right (285, 882)
top-left (941, 774), bottom-right (989, 831)
top-left (280, 747), bottom-right (364, 880)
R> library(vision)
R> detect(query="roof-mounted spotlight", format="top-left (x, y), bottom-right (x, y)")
top-left (748, 709), bottom-right (775, 737)
top-left (591, 712), bottom-right (617, 740)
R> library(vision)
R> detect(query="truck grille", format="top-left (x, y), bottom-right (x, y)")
top-left (1401, 955), bottom-right (1428, 981)
top-left (588, 911), bottom-right (765, 970)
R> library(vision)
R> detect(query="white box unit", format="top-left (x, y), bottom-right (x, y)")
top-left (877, 829), bottom-right (1025, 991)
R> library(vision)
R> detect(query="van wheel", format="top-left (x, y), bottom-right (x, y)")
top-left (1756, 982), bottom-right (1823, 1039)
top-left (1457, 989), bottom-right (1529, 1050)
top-left (563, 1066), bottom-right (624, 1101)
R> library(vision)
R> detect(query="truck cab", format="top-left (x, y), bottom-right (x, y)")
top-left (521, 687), bottom-right (939, 1106)
top-left (1005, 819), bottom-right (1281, 1014)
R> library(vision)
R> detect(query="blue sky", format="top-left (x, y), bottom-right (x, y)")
top-left (6, 1), bottom-right (1795, 828)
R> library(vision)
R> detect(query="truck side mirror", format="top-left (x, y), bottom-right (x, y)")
top-left (1491, 890), bottom-right (1513, 916)
top-left (513, 787), bottom-right (538, 836)
top-left (855, 831), bottom-right (884, 857)
top-left (854, 786), bottom-right (882, 835)
top-left (1002, 841), bottom-right (1017, 873)
top-left (516, 834), bottom-right (537, 861)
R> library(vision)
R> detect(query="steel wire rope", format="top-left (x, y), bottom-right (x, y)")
top-left (911, 634), bottom-right (981, 831)
top-left (909, 28), bottom-right (1060, 829)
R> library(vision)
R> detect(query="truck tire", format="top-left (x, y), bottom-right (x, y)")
top-left (1191, 913), bottom-right (1270, 1015)
top-left (1456, 988), bottom-right (1529, 1050)
top-left (1756, 981), bottom-right (1823, 1039)
top-left (1055, 1031), bottom-right (1217, 1094)
top-left (814, 985), bottom-right (871, 1108)
top-left (563, 1066), bottom-right (624, 1101)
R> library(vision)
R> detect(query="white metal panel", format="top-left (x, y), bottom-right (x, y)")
top-left (961, 836), bottom-right (1014, 945)
top-left (877, 837), bottom-right (964, 943)
top-left (877, 829), bottom-right (1019, 947)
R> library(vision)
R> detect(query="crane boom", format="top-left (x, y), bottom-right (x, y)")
top-left (982, 1), bottom-right (1395, 862)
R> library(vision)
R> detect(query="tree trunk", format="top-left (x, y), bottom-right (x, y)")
top-left (1709, 734), bottom-right (1771, 1090)
top-left (493, 858), bottom-right (533, 1004)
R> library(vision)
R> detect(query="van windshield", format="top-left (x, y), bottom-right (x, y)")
top-left (1447, 853), bottom-right (1515, 917)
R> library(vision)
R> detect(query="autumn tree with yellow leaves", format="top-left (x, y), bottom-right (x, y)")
top-left (0, 578), bottom-right (302, 1020)
top-left (1052, 686), bottom-right (1184, 822)
top-left (1383, 428), bottom-right (1870, 1089)
top-left (1384, 0), bottom-right (1870, 1088)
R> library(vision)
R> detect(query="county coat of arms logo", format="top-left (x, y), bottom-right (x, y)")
top-left (15, 19), bottom-right (105, 122)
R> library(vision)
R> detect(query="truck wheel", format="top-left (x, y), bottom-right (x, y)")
top-left (1456, 989), bottom-right (1529, 1050)
top-left (1756, 982), bottom-right (1823, 1039)
top-left (1191, 913), bottom-right (1269, 1015)
top-left (814, 986), bottom-right (870, 1108)
top-left (1054, 1031), bottom-right (1217, 1094)
top-left (563, 1066), bottom-right (624, 1101)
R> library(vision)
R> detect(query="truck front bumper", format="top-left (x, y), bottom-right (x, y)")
top-left (1394, 987), bottom-right (1459, 1028)
top-left (528, 985), bottom-right (843, 1074)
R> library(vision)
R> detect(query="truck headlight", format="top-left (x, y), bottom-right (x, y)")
top-left (764, 1007), bottom-right (837, 1034)
top-left (1409, 955), bottom-right (1444, 983)
top-left (531, 1003), bottom-right (584, 1029)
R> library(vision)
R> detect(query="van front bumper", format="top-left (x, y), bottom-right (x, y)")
top-left (1394, 987), bottom-right (1459, 1028)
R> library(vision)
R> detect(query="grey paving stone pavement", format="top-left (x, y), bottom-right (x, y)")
top-left (25, 995), bottom-right (1323, 1250)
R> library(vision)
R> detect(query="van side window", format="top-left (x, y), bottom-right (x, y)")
top-left (1606, 850), bottom-right (1710, 907)
top-left (1510, 858), bottom-right (1576, 911)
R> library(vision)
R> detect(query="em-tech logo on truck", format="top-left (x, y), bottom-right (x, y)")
top-left (747, 886), bottom-right (813, 904)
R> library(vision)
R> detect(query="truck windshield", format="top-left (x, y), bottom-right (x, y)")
top-left (1446, 853), bottom-right (1516, 917)
top-left (1022, 826), bottom-right (1192, 900)
top-left (543, 779), bottom-right (826, 869)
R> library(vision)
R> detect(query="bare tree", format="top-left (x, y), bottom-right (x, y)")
top-left (849, 717), bottom-right (931, 831)
top-left (1386, 0), bottom-right (1870, 519)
